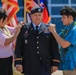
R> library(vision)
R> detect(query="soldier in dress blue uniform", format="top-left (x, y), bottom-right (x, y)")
top-left (15, 6), bottom-right (60, 75)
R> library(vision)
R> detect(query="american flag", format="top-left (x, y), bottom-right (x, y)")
top-left (1, 0), bottom-right (19, 27)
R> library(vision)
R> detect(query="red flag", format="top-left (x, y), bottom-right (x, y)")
top-left (24, 0), bottom-right (38, 22)
top-left (40, 0), bottom-right (51, 24)
top-left (1, 0), bottom-right (19, 27)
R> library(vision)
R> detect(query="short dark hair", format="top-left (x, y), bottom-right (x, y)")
top-left (0, 8), bottom-right (7, 22)
top-left (60, 6), bottom-right (76, 20)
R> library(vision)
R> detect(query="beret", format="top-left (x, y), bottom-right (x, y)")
top-left (30, 6), bottom-right (43, 14)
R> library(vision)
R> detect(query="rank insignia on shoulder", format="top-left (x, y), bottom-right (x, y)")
top-left (25, 40), bottom-right (28, 44)
top-left (44, 28), bottom-right (50, 33)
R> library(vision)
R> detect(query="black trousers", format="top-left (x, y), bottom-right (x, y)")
top-left (0, 56), bottom-right (13, 75)
top-left (24, 61), bottom-right (51, 75)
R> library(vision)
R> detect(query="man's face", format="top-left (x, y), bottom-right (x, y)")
top-left (31, 12), bottom-right (43, 25)
top-left (61, 15), bottom-right (72, 26)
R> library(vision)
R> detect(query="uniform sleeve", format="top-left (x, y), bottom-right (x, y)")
top-left (50, 33), bottom-right (60, 67)
top-left (15, 28), bottom-right (23, 65)
top-left (0, 33), bottom-right (7, 46)
top-left (65, 30), bottom-right (76, 46)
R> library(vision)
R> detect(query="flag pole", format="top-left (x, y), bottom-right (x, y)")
top-left (1, 0), bottom-right (8, 24)
top-left (6, 0), bottom-right (7, 10)
top-left (1, 0), bottom-right (7, 11)
top-left (3, 0), bottom-right (8, 24)
top-left (6, 0), bottom-right (8, 25)
top-left (24, 0), bottom-right (26, 23)
top-left (37, 0), bottom-right (40, 4)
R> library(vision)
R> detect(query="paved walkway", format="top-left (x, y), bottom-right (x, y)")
top-left (14, 68), bottom-right (63, 75)
top-left (52, 70), bottom-right (63, 75)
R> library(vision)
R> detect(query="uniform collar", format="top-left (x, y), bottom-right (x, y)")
top-left (32, 22), bottom-right (42, 30)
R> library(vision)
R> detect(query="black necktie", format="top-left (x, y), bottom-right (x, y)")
top-left (36, 26), bottom-right (39, 34)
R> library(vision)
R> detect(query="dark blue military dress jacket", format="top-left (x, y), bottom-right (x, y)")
top-left (15, 22), bottom-right (60, 75)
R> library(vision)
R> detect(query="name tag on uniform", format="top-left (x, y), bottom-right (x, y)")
top-left (25, 40), bottom-right (28, 44)
top-left (24, 30), bottom-right (28, 38)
